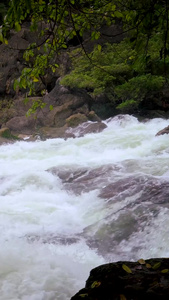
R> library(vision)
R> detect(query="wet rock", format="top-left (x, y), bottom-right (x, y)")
top-left (39, 126), bottom-right (75, 139)
top-left (83, 175), bottom-right (169, 256)
top-left (66, 121), bottom-right (107, 137)
top-left (71, 258), bottom-right (169, 300)
top-left (27, 234), bottom-right (79, 245)
top-left (99, 175), bottom-right (169, 204)
top-left (17, 134), bottom-right (36, 141)
top-left (47, 164), bottom-right (122, 194)
top-left (48, 164), bottom-right (169, 257)
top-left (156, 125), bottom-right (169, 136)
top-left (0, 137), bottom-right (15, 145)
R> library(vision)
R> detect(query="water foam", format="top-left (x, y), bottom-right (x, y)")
top-left (1, 115), bottom-right (169, 298)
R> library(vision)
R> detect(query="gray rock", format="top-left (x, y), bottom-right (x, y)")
top-left (156, 125), bottom-right (169, 136)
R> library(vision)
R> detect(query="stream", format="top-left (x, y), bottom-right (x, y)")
top-left (1, 115), bottom-right (169, 299)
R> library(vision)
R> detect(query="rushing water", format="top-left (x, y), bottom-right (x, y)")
top-left (1, 115), bottom-right (169, 299)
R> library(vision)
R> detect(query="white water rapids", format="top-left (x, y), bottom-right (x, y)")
top-left (1, 115), bottom-right (169, 299)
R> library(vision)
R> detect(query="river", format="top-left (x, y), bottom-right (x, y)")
top-left (0, 115), bottom-right (169, 299)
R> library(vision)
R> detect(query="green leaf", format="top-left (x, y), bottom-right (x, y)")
top-left (120, 295), bottom-right (127, 300)
top-left (146, 264), bottom-right (152, 269)
top-left (15, 22), bottom-right (21, 32)
top-left (97, 44), bottom-right (102, 52)
top-left (91, 281), bottom-right (101, 288)
top-left (114, 11), bottom-right (123, 18)
top-left (152, 262), bottom-right (161, 270)
top-left (32, 77), bottom-right (39, 82)
top-left (138, 259), bottom-right (146, 265)
top-left (122, 264), bottom-right (132, 273)
top-left (161, 269), bottom-right (169, 273)
top-left (91, 31), bottom-right (100, 40)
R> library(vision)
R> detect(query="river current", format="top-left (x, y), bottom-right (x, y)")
top-left (1, 115), bottom-right (169, 299)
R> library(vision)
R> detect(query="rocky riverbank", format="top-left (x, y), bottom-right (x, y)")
top-left (0, 78), bottom-right (108, 143)
top-left (1, 22), bottom-right (169, 144)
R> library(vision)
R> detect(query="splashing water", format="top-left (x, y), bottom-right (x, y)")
top-left (1, 115), bottom-right (169, 299)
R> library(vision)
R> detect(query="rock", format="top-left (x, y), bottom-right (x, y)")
top-left (17, 134), bottom-right (35, 141)
top-left (0, 127), bottom-right (19, 142)
top-left (0, 23), bottom-right (60, 97)
top-left (47, 164), bottom-right (169, 258)
top-left (66, 121), bottom-right (107, 137)
top-left (66, 113), bottom-right (88, 127)
top-left (0, 127), bottom-right (11, 138)
top-left (27, 234), bottom-right (79, 245)
top-left (156, 125), bottom-right (169, 136)
top-left (40, 105), bottom-right (73, 127)
top-left (87, 111), bottom-right (101, 122)
top-left (39, 126), bottom-right (75, 139)
top-left (47, 164), bottom-right (122, 196)
top-left (0, 96), bottom-right (43, 127)
top-left (71, 258), bottom-right (169, 300)
top-left (0, 137), bottom-right (15, 145)
top-left (5, 115), bottom-right (36, 134)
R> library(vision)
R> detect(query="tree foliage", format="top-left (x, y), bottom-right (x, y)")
top-left (0, 0), bottom-right (9, 25)
top-left (1, 0), bottom-right (169, 112)
top-left (61, 41), bottom-right (135, 95)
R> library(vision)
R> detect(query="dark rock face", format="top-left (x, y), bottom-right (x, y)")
top-left (71, 258), bottom-right (169, 300)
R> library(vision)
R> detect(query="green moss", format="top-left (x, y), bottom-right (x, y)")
top-left (1, 129), bottom-right (19, 140)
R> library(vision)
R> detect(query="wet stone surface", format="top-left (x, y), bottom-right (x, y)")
top-left (71, 258), bottom-right (169, 300)
top-left (46, 164), bottom-right (169, 257)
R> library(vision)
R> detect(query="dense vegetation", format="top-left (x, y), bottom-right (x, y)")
top-left (1, 0), bottom-right (169, 114)
top-left (0, 0), bottom-right (9, 25)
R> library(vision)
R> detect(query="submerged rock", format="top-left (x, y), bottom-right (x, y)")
top-left (48, 164), bottom-right (169, 258)
top-left (47, 164), bottom-right (121, 194)
top-left (71, 258), bottom-right (169, 300)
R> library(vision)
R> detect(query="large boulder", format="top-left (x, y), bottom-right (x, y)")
top-left (38, 126), bottom-right (75, 139)
top-left (71, 258), bottom-right (169, 300)
top-left (5, 115), bottom-right (36, 134)
top-left (1, 80), bottom-right (101, 136)
top-left (66, 121), bottom-right (107, 137)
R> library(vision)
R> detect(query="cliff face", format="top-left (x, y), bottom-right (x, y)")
top-left (71, 258), bottom-right (169, 300)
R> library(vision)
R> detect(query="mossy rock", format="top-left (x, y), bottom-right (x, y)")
top-left (88, 111), bottom-right (101, 122)
top-left (66, 113), bottom-right (88, 127)
top-left (0, 127), bottom-right (19, 140)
